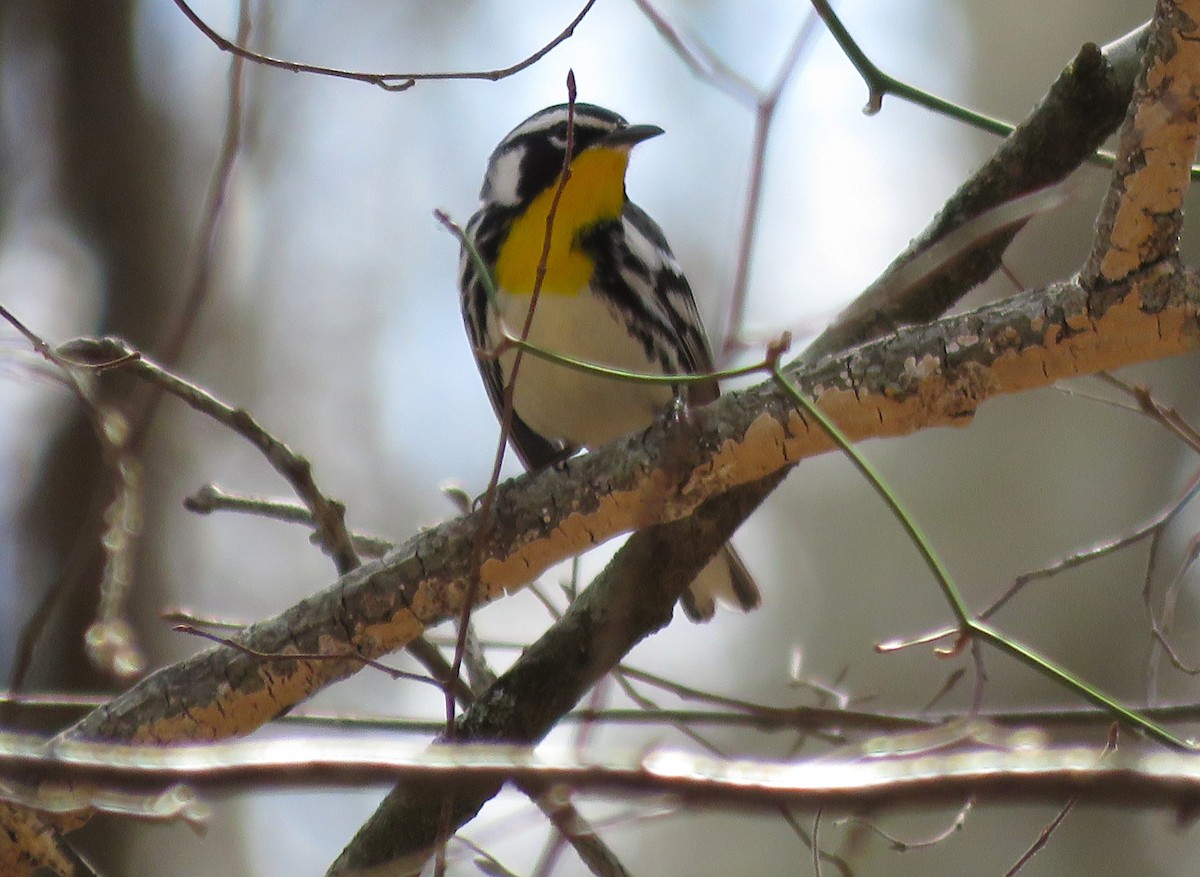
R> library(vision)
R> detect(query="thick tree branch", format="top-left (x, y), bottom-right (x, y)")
top-left (54, 260), bottom-right (1200, 751)
top-left (1085, 0), bottom-right (1200, 285)
top-left (328, 472), bottom-right (784, 874)
top-left (806, 28), bottom-right (1139, 360)
top-left (0, 803), bottom-right (96, 877)
top-left (47, 12), bottom-right (1169, 754)
top-left (13, 7), bottom-right (1200, 875)
top-left (332, 259), bottom-right (1200, 872)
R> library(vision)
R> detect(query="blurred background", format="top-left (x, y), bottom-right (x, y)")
top-left (2, 0), bottom-right (1198, 874)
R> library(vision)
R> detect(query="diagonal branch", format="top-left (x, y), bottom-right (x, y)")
top-left (17, 5), bottom-right (1200, 873)
top-left (0, 802), bottom-right (97, 877)
top-left (48, 5), bottom-right (1176, 756)
top-left (1084, 0), bottom-right (1200, 285)
top-left (330, 258), bottom-right (1200, 871)
top-left (806, 32), bottom-right (1138, 360)
top-left (327, 471), bottom-right (785, 874)
top-left (54, 260), bottom-right (1200, 750)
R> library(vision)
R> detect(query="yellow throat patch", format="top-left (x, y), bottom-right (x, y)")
top-left (494, 146), bottom-right (630, 296)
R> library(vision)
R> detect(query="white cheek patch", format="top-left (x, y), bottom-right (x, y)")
top-left (484, 144), bottom-right (526, 206)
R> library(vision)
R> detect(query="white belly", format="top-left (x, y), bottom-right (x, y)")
top-left (497, 291), bottom-right (674, 448)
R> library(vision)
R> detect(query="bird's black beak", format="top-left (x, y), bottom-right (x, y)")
top-left (598, 123), bottom-right (665, 149)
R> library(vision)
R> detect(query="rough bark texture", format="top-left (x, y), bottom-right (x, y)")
top-left (55, 262), bottom-right (1200, 751)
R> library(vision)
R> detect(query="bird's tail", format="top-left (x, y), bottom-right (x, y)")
top-left (680, 543), bottom-right (760, 622)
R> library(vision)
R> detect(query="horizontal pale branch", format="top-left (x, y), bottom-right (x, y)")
top-left (61, 260), bottom-right (1200, 747)
top-left (8, 731), bottom-right (1200, 812)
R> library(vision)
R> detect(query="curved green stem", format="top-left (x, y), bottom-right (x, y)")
top-left (771, 363), bottom-right (1195, 751)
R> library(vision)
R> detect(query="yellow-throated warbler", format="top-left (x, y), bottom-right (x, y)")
top-left (459, 103), bottom-right (757, 621)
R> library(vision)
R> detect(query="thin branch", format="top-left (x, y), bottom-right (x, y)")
top-left (183, 483), bottom-right (395, 557)
top-left (1001, 726), bottom-right (1117, 876)
top-left (805, 31), bottom-right (1134, 360)
top-left (630, 0), bottom-right (758, 105)
top-left (774, 806), bottom-right (851, 877)
top-left (172, 0), bottom-right (598, 92)
top-left (886, 466), bottom-right (1200, 656)
top-left (839, 798), bottom-right (972, 851)
top-left (58, 337), bottom-right (361, 573)
top-left (53, 260), bottom-right (1200, 750)
top-left (8, 733), bottom-right (1200, 812)
top-left (0, 307), bottom-right (146, 685)
top-left (810, 0), bottom-right (1012, 131)
top-left (1148, 532), bottom-right (1200, 675)
top-left (722, 11), bottom-right (821, 361)
top-left (451, 77), bottom-right (579, 736)
top-left (30, 686), bottom-right (1200, 740)
top-left (130, 0), bottom-right (251, 449)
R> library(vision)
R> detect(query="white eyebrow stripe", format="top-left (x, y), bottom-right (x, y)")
top-left (506, 107), bottom-right (574, 140)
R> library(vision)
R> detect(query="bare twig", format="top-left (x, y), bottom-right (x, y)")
top-left (0, 308), bottom-right (146, 684)
top-left (774, 806), bottom-right (851, 877)
top-left (1148, 532), bottom-right (1200, 676)
top-left (810, 0), bottom-right (1012, 130)
top-left (172, 0), bottom-right (597, 92)
top-left (131, 0), bottom-right (251, 449)
top-left (630, 0), bottom-right (758, 105)
top-left (839, 798), bottom-right (972, 851)
top-left (450, 74), bottom-right (578, 734)
top-left (58, 336), bottom-right (361, 573)
top-left (171, 623), bottom-right (455, 694)
top-left (885, 464), bottom-right (1200, 671)
top-left (1001, 726), bottom-right (1118, 876)
top-left (804, 27), bottom-right (1134, 360)
top-left (629, 2), bottom-right (823, 361)
top-left (723, 12), bottom-right (821, 361)
top-left (184, 483), bottom-right (395, 557)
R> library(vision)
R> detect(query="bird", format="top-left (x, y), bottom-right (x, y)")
top-left (458, 102), bottom-right (758, 621)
